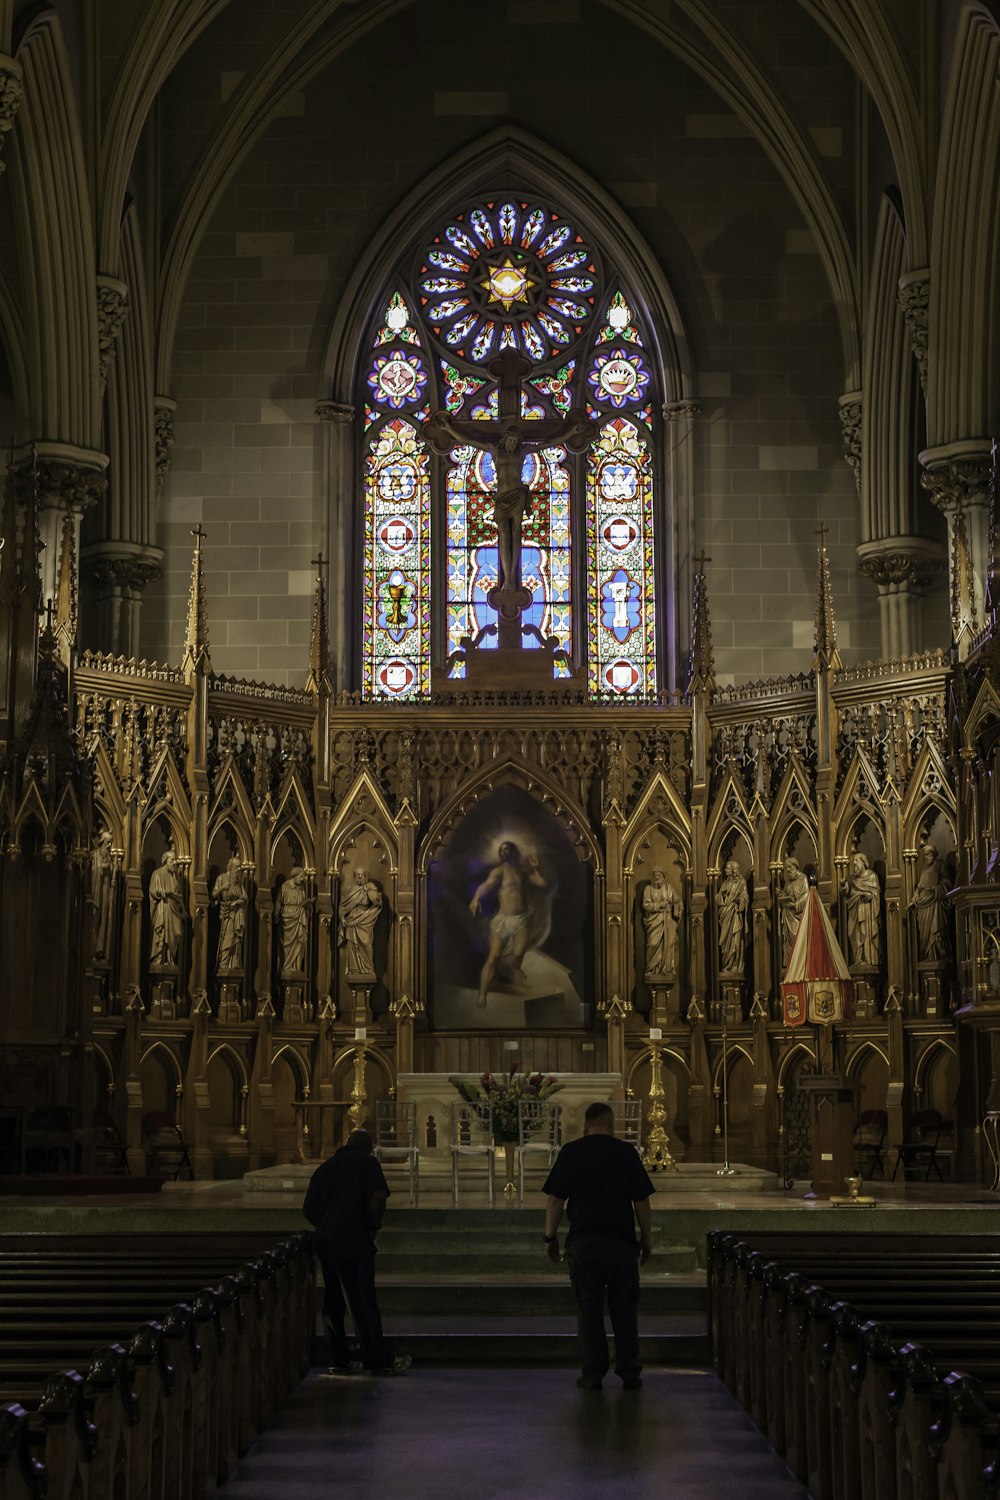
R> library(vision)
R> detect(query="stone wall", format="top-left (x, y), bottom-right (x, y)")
top-left (142, 0), bottom-right (896, 685)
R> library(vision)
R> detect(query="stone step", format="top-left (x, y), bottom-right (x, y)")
top-left (374, 1244), bottom-right (699, 1274)
top-left (314, 1314), bottom-right (710, 1367)
top-left (374, 1275), bottom-right (705, 1316)
top-left (374, 1224), bottom-right (681, 1251)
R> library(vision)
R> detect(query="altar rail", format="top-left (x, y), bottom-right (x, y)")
top-left (708, 1229), bottom-right (1000, 1500)
top-left (0, 1231), bottom-right (313, 1500)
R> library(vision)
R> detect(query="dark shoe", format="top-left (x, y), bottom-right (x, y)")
top-left (368, 1355), bottom-right (412, 1376)
top-left (327, 1361), bottom-right (365, 1376)
top-left (576, 1375), bottom-right (602, 1390)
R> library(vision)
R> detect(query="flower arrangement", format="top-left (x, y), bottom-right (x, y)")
top-left (449, 1065), bottom-right (562, 1143)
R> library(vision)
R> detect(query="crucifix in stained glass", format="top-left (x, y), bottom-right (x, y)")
top-left (423, 349), bottom-right (593, 652)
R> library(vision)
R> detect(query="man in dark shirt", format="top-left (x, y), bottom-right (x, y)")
top-left (542, 1100), bottom-right (655, 1390)
top-left (302, 1128), bottom-right (410, 1375)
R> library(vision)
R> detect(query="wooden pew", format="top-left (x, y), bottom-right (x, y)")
top-left (708, 1230), bottom-right (1000, 1500)
top-left (0, 1232), bottom-right (314, 1500)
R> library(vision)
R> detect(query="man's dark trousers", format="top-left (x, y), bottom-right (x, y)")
top-left (566, 1232), bottom-right (641, 1382)
top-left (321, 1247), bottom-right (390, 1370)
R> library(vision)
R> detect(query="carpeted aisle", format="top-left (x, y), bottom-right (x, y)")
top-left (214, 1366), bottom-right (807, 1500)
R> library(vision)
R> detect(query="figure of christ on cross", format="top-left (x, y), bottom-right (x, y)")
top-left (422, 350), bottom-right (595, 627)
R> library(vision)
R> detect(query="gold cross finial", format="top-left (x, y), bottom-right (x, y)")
top-left (694, 550), bottom-right (712, 573)
top-left (311, 551), bottom-right (328, 572)
top-left (816, 522), bottom-right (830, 546)
top-left (190, 524), bottom-right (207, 551)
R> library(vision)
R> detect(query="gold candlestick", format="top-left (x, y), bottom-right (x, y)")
top-left (643, 1041), bottom-right (679, 1173)
top-left (348, 1042), bottom-right (368, 1133)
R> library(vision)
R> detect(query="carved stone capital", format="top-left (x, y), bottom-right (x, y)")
top-left (17, 445), bottom-right (108, 513)
top-left (315, 400), bottom-right (355, 424)
top-left (154, 396), bottom-right (177, 495)
top-left (82, 541), bottom-right (164, 594)
top-left (838, 391), bottom-right (862, 493)
top-left (96, 275), bottom-right (129, 388)
top-left (0, 56), bottom-right (24, 174)
top-left (919, 441), bottom-right (992, 515)
top-left (663, 399), bottom-right (702, 423)
top-left (857, 537), bottom-right (946, 591)
top-left (897, 269), bottom-right (929, 393)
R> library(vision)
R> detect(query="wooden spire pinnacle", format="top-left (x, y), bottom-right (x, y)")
top-left (813, 523), bottom-right (842, 671)
top-left (306, 551), bottom-right (330, 693)
top-left (686, 550), bottom-right (715, 695)
top-left (182, 524), bottom-right (211, 674)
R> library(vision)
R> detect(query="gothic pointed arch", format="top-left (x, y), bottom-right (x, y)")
top-left (321, 127), bottom-right (694, 403)
top-left (623, 768), bottom-right (692, 871)
top-left (9, 7), bottom-right (101, 445)
top-left (418, 755), bottom-right (600, 873)
top-left (833, 748), bottom-right (888, 860)
top-left (330, 130), bottom-right (696, 700)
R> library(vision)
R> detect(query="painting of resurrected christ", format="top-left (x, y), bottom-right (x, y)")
top-left (429, 787), bottom-right (592, 1030)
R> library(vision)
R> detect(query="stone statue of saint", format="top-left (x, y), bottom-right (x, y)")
top-left (213, 856), bottom-right (248, 972)
top-left (642, 868), bottom-right (682, 976)
top-left (846, 852), bottom-right (881, 968)
top-left (718, 860), bottom-right (749, 974)
top-left (777, 857), bottom-right (809, 968)
top-left (90, 828), bottom-right (115, 962)
top-left (909, 843), bottom-right (950, 961)
top-left (338, 867), bottom-right (383, 979)
top-left (469, 841), bottom-right (549, 1008)
top-left (149, 850), bottom-right (185, 969)
top-left (276, 866), bottom-right (312, 977)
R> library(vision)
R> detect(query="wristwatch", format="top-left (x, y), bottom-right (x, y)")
top-left (543, 1234), bottom-right (558, 1244)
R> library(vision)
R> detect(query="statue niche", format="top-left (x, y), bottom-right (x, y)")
top-left (427, 783), bottom-right (592, 1031)
top-left (336, 831), bottom-right (392, 1020)
top-left (632, 839), bottom-right (686, 1024)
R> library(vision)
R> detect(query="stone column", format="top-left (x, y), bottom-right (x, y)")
top-left (316, 401), bottom-right (354, 691)
top-left (81, 543), bottom-right (163, 656)
top-left (919, 441), bottom-right (993, 626)
top-left (663, 399), bottom-right (701, 694)
top-left (856, 539), bottom-right (946, 660)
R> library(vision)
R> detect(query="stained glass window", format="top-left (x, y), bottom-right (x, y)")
top-left (363, 418), bottom-right (431, 698)
top-left (587, 417), bottom-right (656, 697)
top-left (357, 216), bottom-right (662, 697)
top-left (445, 438), bottom-right (572, 673)
top-left (417, 201), bottom-right (598, 367)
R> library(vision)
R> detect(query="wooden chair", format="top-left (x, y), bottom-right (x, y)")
top-left (450, 1101), bottom-right (495, 1207)
top-left (374, 1099), bottom-right (420, 1205)
top-left (853, 1108), bottom-right (888, 1179)
top-left (142, 1112), bottom-right (194, 1180)
top-left (612, 1099), bottom-right (643, 1154)
top-left (891, 1108), bottom-right (947, 1182)
top-left (515, 1100), bottom-right (560, 1201)
top-left (90, 1109), bottom-right (130, 1174)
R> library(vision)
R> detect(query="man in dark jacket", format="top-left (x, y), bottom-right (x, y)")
top-left (542, 1100), bottom-right (655, 1390)
top-left (303, 1128), bottom-right (410, 1375)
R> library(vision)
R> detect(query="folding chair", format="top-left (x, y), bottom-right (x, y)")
top-left (515, 1100), bottom-right (561, 1202)
top-left (142, 1111), bottom-right (194, 1180)
top-left (612, 1099), bottom-right (643, 1154)
top-left (450, 1101), bottom-right (495, 1207)
top-left (374, 1099), bottom-right (420, 1205)
top-left (853, 1108), bottom-right (888, 1179)
top-left (891, 1109), bottom-right (945, 1183)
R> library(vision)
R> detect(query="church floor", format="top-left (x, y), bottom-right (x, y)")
top-left (213, 1365), bottom-right (809, 1500)
top-left (1, 1176), bottom-right (995, 1238)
